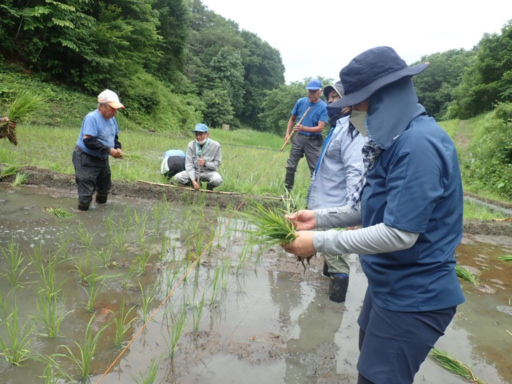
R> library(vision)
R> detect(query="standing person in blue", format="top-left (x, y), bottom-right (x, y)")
top-left (282, 47), bottom-right (465, 384)
top-left (307, 81), bottom-right (366, 303)
top-left (283, 79), bottom-right (329, 193)
top-left (72, 89), bottom-right (124, 211)
top-left (160, 149), bottom-right (186, 180)
top-left (174, 124), bottom-right (223, 191)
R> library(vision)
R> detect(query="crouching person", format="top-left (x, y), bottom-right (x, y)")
top-left (72, 89), bottom-right (124, 211)
top-left (174, 123), bottom-right (223, 191)
top-left (161, 149), bottom-right (186, 180)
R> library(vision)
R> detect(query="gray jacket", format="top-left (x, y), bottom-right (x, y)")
top-left (307, 116), bottom-right (366, 209)
top-left (185, 138), bottom-right (222, 180)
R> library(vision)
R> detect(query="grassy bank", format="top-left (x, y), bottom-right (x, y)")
top-left (0, 124), bottom-right (311, 196)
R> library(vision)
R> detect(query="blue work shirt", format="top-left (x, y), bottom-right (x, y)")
top-left (77, 109), bottom-right (119, 159)
top-left (361, 114), bottom-right (465, 312)
top-left (291, 98), bottom-right (328, 137)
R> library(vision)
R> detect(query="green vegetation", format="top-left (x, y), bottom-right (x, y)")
top-left (45, 207), bottom-right (74, 218)
top-left (0, 303), bottom-right (36, 366)
top-left (240, 203), bottom-right (297, 247)
top-left (5, 90), bottom-right (45, 123)
top-left (11, 172), bottom-right (29, 187)
top-left (1, 238), bottom-right (28, 287)
top-left (430, 348), bottom-right (488, 384)
top-left (499, 255), bottom-right (512, 262)
top-left (112, 299), bottom-right (137, 348)
top-left (463, 200), bottom-right (506, 221)
top-left (61, 315), bottom-right (111, 380)
top-left (455, 265), bottom-right (480, 286)
top-left (132, 357), bottom-right (160, 384)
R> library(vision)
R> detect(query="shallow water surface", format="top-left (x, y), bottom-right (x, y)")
top-left (0, 186), bottom-right (510, 384)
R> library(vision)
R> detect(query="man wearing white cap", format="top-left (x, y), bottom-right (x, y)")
top-left (174, 123), bottom-right (223, 191)
top-left (72, 89), bottom-right (125, 211)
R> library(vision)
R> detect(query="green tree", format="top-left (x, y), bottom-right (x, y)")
top-left (201, 87), bottom-right (234, 128)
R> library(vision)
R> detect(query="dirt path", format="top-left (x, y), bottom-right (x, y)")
top-left (1, 166), bottom-right (511, 237)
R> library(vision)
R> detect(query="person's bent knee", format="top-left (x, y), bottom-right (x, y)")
top-left (209, 174), bottom-right (223, 187)
top-left (174, 171), bottom-right (190, 185)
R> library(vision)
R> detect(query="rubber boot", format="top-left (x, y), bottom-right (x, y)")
top-left (322, 260), bottom-right (330, 277)
top-left (206, 183), bottom-right (214, 191)
top-left (329, 273), bottom-right (349, 303)
top-left (78, 202), bottom-right (90, 211)
top-left (284, 170), bottom-right (295, 193)
top-left (96, 194), bottom-right (108, 204)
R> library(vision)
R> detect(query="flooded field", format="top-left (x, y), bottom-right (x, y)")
top-left (0, 185), bottom-right (511, 384)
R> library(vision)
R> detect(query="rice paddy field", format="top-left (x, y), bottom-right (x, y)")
top-left (0, 184), bottom-right (511, 384)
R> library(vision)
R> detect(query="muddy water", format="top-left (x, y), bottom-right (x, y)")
top-left (0, 185), bottom-right (510, 384)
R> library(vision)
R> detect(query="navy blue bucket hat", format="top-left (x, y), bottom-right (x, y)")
top-left (330, 47), bottom-right (429, 109)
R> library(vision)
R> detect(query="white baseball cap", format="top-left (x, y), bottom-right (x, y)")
top-left (98, 89), bottom-right (125, 109)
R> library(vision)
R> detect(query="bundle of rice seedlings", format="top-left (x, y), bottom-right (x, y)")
top-left (11, 172), bottom-right (29, 187)
top-left (430, 348), bottom-right (488, 384)
top-left (0, 164), bottom-right (19, 179)
top-left (1, 91), bottom-right (45, 146)
top-left (239, 203), bottom-right (296, 247)
top-left (499, 255), bottom-right (512, 262)
top-left (455, 265), bottom-right (479, 286)
top-left (44, 207), bottom-right (74, 218)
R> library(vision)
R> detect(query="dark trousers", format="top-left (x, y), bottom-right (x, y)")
top-left (357, 289), bottom-right (456, 384)
top-left (284, 134), bottom-right (323, 190)
top-left (72, 147), bottom-right (111, 206)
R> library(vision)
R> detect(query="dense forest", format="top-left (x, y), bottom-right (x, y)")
top-left (0, 0), bottom-right (285, 130)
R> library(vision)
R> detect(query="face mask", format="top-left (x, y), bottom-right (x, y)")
top-left (196, 138), bottom-right (207, 145)
top-left (350, 110), bottom-right (367, 137)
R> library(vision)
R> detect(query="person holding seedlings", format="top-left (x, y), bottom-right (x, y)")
top-left (282, 47), bottom-right (465, 384)
top-left (0, 116), bottom-right (16, 128)
top-left (174, 123), bottom-right (223, 191)
top-left (283, 79), bottom-right (329, 193)
top-left (160, 149), bottom-right (186, 180)
top-left (307, 81), bottom-right (366, 303)
top-left (72, 89), bottom-right (124, 211)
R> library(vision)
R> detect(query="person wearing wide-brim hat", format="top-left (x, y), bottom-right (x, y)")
top-left (174, 123), bottom-right (223, 191)
top-left (282, 47), bottom-right (464, 384)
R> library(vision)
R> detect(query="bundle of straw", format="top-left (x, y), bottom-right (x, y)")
top-left (44, 207), bottom-right (74, 218)
top-left (430, 348), bottom-right (488, 384)
top-left (455, 265), bottom-right (480, 286)
top-left (1, 91), bottom-right (45, 146)
top-left (499, 255), bottom-right (512, 262)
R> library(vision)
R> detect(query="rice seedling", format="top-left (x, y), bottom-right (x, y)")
top-left (1, 237), bottom-right (29, 286)
top-left (209, 264), bottom-right (222, 306)
top-left (140, 282), bottom-right (159, 322)
top-left (430, 348), bottom-right (488, 384)
top-left (164, 306), bottom-right (189, 358)
top-left (121, 266), bottom-right (138, 291)
top-left (35, 286), bottom-right (72, 338)
top-left (105, 213), bottom-right (132, 252)
top-left (132, 356), bottom-right (160, 384)
top-left (73, 255), bottom-right (91, 285)
top-left (0, 303), bottom-right (36, 366)
top-left (112, 299), bottom-right (137, 347)
top-left (133, 250), bottom-right (153, 275)
top-left (91, 245), bottom-right (114, 269)
top-left (0, 289), bottom-right (17, 325)
top-left (133, 210), bottom-right (149, 244)
top-left (80, 261), bottom-right (118, 312)
top-left (56, 230), bottom-right (71, 260)
top-left (73, 221), bottom-right (96, 248)
top-left (61, 315), bottom-right (111, 380)
top-left (238, 202), bottom-right (297, 247)
top-left (191, 292), bottom-right (206, 333)
top-left (6, 90), bottom-right (45, 123)
top-left (220, 258), bottom-right (231, 290)
top-left (0, 164), bottom-right (19, 179)
top-left (11, 172), bottom-right (29, 187)
top-left (499, 255), bottom-right (512, 261)
top-left (455, 265), bottom-right (480, 286)
top-left (44, 207), bottom-right (74, 218)
top-left (164, 265), bottom-right (181, 297)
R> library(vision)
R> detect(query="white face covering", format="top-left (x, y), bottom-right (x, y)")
top-left (350, 110), bottom-right (368, 137)
top-left (196, 138), bottom-right (207, 145)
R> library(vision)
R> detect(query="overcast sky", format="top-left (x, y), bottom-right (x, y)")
top-left (201, 0), bottom-right (512, 83)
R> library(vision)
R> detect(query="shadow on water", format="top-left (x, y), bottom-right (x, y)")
top-left (0, 185), bottom-right (510, 384)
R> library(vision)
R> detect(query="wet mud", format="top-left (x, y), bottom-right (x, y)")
top-left (0, 184), bottom-right (510, 384)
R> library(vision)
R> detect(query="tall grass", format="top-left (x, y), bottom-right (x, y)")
top-left (0, 303), bottom-right (36, 366)
top-left (1, 237), bottom-right (29, 286)
top-left (61, 315), bottom-right (111, 380)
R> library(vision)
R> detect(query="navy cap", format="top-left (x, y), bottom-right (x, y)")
top-left (305, 79), bottom-right (322, 90)
top-left (193, 123), bottom-right (209, 133)
top-left (331, 47), bottom-right (429, 109)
